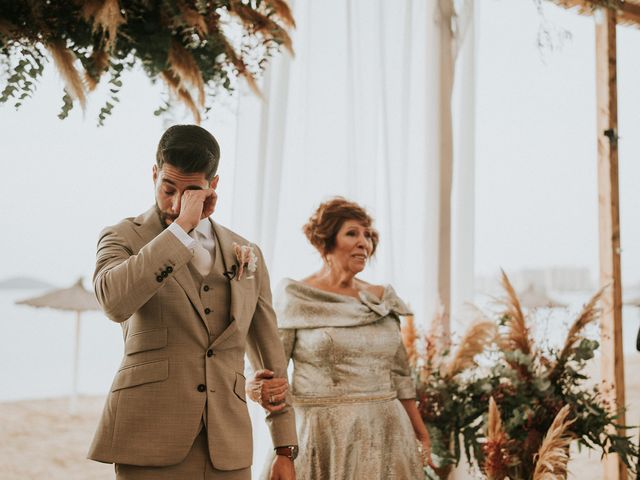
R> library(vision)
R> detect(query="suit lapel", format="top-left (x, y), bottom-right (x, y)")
top-left (134, 206), bottom-right (209, 335)
top-left (211, 220), bottom-right (242, 323)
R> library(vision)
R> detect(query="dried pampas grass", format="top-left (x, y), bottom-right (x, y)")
top-left (266, 0), bottom-right (296, 28)
top-left (400, 315), bottom-right (418, 367)
top-left (499, 269), bottom-right (533, 355)
top-left (552, 287), bottom-right (605, 375)
top-left (230, 0), bottom-right (293, 54)
top-left (532, 405), bottom-right (574, 480)
top-left (161, 70), bottom-right (201, 124)
top-left (484, 397), bottom-right (511, 480)
top-left (80, 0), bottom-right (125, 50)
top-left (445, 319), bottom-right (496, 377)
top-left (168, 40), bottom-right (206, 107)
top-left (47, 41), bottom-right (86, 109)
top-left (177, 0), bottom-right (208, 36)
top-left (85, 49), bottom-right (109, 91)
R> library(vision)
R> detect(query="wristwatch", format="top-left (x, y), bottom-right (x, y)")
top-left (275, 445), bottom-right (299, 461)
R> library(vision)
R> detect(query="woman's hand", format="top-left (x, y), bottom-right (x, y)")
top-left (246, 369), bottom-right (289, 413)
top-left (417, 431), bottom-right (434, 469)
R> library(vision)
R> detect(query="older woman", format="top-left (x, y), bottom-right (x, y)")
top-left (250, 197), bottom-right (430, 479)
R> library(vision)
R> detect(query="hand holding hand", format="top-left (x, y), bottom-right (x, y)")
top-left (269, 455), bottom-right (296, 480)
top-left (175, 188), bottom-right (217, 232)
top-left (246, 369), bottom-right (288, 413)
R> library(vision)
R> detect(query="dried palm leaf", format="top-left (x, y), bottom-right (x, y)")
top-left (532, 405), bottom-right (574, 480)
top-left (168, 40), bottom-right (206, 106)
top-left (47, 40), bottom-right (86, 109)
top-left (499, 269), bottom-right (532, 355)
top-left (400, 315), bottom-right (418, 367)
top-left (445, 320), bottom-right (497, 377)
top-left (161, 69), bottom-right (201, 124)
top-left (266, 0), bottom-right (296, 28)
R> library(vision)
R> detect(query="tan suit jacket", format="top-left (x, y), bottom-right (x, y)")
top-left (88, 207), bottom-right (297, 469)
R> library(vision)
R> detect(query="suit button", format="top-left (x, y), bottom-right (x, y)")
top-left (156, 275), bottom-right (163, 283)
top-left (207, 349), bottom-right (214, 357)
top-left (161, 271), bottom-right (168, 278)
top-left (197, 384), bottom-right (206, 392)
top-left (203, 285), bottom-right (210, 292)
top-left (204, 308), bottom-right (211, 314)
top-left (166, 266), bottom-right (173, 273)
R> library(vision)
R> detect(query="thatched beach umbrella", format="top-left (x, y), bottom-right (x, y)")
top-left (16, 278), bottom-right (99, 413)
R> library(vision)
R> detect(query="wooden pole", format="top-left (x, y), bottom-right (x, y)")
top-left (437, 0), bottom-right (455, 334)
top-left (595, 7), bottom-right (627, 480)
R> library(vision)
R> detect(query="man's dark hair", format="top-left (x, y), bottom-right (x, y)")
top-left (156, 125), bottom-right (220, 180)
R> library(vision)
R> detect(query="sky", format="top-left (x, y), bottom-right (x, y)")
top-left (1, 0), bottom-right (639, 288)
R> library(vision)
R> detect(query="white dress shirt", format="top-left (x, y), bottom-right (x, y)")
top-left (167, 219), bottom-right (215, 276)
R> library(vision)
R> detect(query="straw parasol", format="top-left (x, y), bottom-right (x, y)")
top-left (519, 284), bottom-right (568, 310)
top-left (16, 278), bottom-right (99, 413)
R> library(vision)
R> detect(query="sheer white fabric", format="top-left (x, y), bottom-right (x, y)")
top-left (224, 0), bottom-right (476, 474)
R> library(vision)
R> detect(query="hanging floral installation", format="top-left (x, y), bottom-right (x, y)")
top-left (0, 0), bottom-right (295, 124)
top-left (402, 271), bottom-right (639, 480)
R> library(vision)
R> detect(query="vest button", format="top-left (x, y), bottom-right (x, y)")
top-left (166, 266), bottom-right (173, 273)
top-left (203, 285), bottom-right (210, 292)
top-left (204, 308), bottom-right (211, 314)
top-left (156, 276), bottom-right (163, 283)
top-left (207, 349), bottom-right (214, 357)
top-left (197, 384), bottom-right (206, 392)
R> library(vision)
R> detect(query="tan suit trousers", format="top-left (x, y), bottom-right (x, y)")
top-left (114, 426), bottom-right (251, 480)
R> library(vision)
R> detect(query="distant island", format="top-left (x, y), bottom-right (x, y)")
top-left (0, 276), bottom-right (55, 290)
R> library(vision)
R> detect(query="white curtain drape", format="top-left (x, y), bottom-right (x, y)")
top-left (224, 0), bottom-right (476, 473)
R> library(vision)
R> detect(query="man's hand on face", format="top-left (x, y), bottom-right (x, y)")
top-left (269, 455), bottom-right (296, 480)
top-left (175, 188), bottom-right (217, 232)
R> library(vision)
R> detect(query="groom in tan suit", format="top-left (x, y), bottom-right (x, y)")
top-left (88, 125), bottom-right (297, 479)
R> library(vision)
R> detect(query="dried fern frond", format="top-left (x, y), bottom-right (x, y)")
top-left (168, 40), bottom-right (206, 106)
top-left (499, 269), bottom-right (532, 355)
top-left (161, 69), bottom-right (201, 124)
top-left (532, 405), bottom-right (574, 480)
top-left (47, 40), bottom-right (86, 108)
top-left (80, 0), bottom-right (125, 50)
top-left (557, 287), bottom-right (605, 364)
top-left (400, 315), bottom-right (418, 367)
top-left (445, 320), bottom-right (497, 377)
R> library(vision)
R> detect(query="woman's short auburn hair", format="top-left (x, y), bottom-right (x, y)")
top-left (303, 197), bottom-right (379, 257)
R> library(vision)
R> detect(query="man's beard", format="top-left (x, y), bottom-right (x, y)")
top-left (155, 204), bottom-right (177, 229)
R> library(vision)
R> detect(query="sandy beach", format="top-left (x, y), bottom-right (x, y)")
top-left (1, 356), bottom-right (637, 480)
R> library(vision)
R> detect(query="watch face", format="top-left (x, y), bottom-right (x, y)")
top-left (290, 446), bottom-right (299, 460)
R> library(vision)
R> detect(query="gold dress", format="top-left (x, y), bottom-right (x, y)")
top-left (261, 279), bottom-right (422, 480)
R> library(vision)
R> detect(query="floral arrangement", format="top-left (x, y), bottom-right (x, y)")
top-left (0, 0), bottom-right (294, 124)
top-left (402, 271), bottom-right (639, 479)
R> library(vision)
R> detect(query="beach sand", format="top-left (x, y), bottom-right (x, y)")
top-left (1, 356), bottom-right (638, 480)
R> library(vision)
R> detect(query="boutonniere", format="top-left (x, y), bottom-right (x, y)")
top-left (224, 242), bottom-right (258, 281)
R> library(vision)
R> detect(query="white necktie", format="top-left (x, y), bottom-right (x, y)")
top-left (189, 233), bottom-right (212, 276)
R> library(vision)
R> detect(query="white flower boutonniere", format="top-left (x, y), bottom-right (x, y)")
top-left (224, 242), bottom-right (258, 281)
